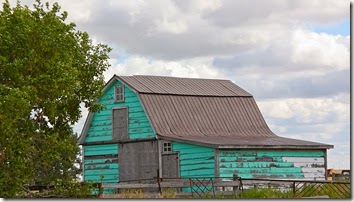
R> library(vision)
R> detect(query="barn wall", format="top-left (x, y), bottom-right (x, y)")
top-left (172, 142), bottom-right (215, 178)
top-left (84, 80), bottom-right (155, 143)
top-left (219, 149), bottom-right (326, 180)
top-left (84, 144), bottom-right (119, 183)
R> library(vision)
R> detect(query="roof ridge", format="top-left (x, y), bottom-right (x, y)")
top-left (132, 74), bottom-right (230, 81)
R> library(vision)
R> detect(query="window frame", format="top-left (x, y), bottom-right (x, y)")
top-left (114, 85), bottom-right (125, 102)
top-left (162, 141), bottom-right (173, 154)
top-left (112, 107), bottom-right (129, 141)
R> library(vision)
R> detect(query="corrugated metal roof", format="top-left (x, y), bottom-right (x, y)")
top-left (119, 75), bottom-right (252, 96)
top-left (77, 75), bottom-right (332, 149)
top-left (140, 94), bottom-right (273, 137)
top-left (114, 75), bottom-right (332, 149)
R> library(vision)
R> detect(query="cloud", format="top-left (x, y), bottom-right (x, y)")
top-left (230, 68), bottom-right (349, 100)
top-left (105, 55), bottom-right (223, 80)
top-left (258, 97), bottom-right (349, 124)
top-left (214, 29), bottom-right (349, 77)
top-left (6, 0), bottom-right (349, 61)
top-left (203, 0), bottom-right (349, 27)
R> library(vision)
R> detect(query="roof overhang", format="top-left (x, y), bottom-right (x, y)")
top-left (157, 135), bottom-right (334, 150)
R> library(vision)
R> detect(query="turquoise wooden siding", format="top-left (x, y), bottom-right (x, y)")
top-left (219, 149), bottom-right (326, 180)
top-left (84, 80), bottom-right (155, 143)
top-left (84, 144), bottom-right (119, 183)
top-left (173, 142), bottom-right (215, 178)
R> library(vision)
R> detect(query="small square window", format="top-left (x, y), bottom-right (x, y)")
top-left (115, 85), bottom-right (124, 102)
top-left (163, 141), bottom-right (172, 153)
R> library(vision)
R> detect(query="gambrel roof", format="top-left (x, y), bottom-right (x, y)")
top-left (79, 75), bottom-right (333, 149)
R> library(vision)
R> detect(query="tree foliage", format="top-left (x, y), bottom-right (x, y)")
top-left (0, 0), bottom-right (111, 197)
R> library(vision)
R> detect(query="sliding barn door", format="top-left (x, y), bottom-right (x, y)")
top-left (118, 141), bottom-right (159, 181)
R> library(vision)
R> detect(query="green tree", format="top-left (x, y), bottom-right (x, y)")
top-left (0, 0), bottom-right (111, 197)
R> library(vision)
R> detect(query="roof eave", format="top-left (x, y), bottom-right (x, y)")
top-left (77, 111), bottom-right (94, 145)
top-left (157, 135), bottom-right (334, 150)
top-left (218, 145), bottom-right (334, 150)
top-left (156, 135), bottom-right (218, 148)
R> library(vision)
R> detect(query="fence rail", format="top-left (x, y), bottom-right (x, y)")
top-left (99, 177), bottom-right (350, 198)
top-left (240, 178), bottom-right (350, 198)
top-left (100, 177), bottom-right (242, 198)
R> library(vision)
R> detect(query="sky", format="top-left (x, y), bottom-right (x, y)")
top-left (8, 0), bottom-right (351, 169)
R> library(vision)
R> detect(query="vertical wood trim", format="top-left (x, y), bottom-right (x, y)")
top-left (158, 140), bottom-right (163, 178)
top-left (114, 85), bottom-right (117, 102)
top-left (215, 149), bottom-right (220, 178)
top-left (117, 143), bottom-right (119, 182)
top-left (82, 145), bottom-right (85, 180)
top-left (176, 151), bottom-right (181, 178)
top-left (324, 149), bottom-right (328, 180)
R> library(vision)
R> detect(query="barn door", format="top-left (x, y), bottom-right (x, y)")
top-left (112, 108), bottom-right (128, 141)
top-left (118, 141), bottom-right (159, 181)
top-left (162, 153), bottom-right (179, 178)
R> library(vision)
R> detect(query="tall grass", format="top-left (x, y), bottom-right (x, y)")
top-left (102, 183), bottom-right (350, 199)
top-left (239, 188), bottom-right (293, 198)
top-left (294, 183), bottom-right (350, 198)
top-left (104, 188), bottom-right (177, 198)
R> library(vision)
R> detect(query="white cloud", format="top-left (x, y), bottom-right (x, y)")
top-left (215, 28), bottom-right (349, 82)
top-left (258, 98), bottom-right (349, 124)
top-left (291, 29), bottom-right (349, 71)
top-left (106, 55), bottom-right (223, 79)
top-left (16, 0), bottom-right (345, 61)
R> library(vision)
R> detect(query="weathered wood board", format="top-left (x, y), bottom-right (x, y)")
top-left (219, 149), bottom-right (326, 180)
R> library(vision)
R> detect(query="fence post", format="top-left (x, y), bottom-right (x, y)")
top-left (292, 181), bottom-right (295, 197)
top-left (233, 174), bottom-right (238, 193)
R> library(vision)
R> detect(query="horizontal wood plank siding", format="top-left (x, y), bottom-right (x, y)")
top-left (83, 144), bottom-right (119, 185)
top-left (84, 144), bottom-right (118, 156)
top-left (173, 142), bottom-right (215, 178)
top-left (219, 149), bottom-right (325, 180)
top-left (84, 80), bottom-right (155, 143)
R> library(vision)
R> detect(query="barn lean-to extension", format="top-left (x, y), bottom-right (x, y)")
top-left (78, 75), bottom-right (333, 187)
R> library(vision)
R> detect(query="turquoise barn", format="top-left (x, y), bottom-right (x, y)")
top-left (78, 75), bottom-right (333, 185)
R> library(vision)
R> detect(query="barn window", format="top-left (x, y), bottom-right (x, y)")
top-left (115, 85), bottom-right (124, 102)
top-left (163, 141), bottom-right (172, 153)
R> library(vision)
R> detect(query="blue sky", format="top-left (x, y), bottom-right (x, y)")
top-left (312, 18), bottom-right (350, 36)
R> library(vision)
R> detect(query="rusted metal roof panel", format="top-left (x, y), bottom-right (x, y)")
top-left (120, 75), bottom-right (251, 96)
top-left (139, 94), bottom-right (332, 149)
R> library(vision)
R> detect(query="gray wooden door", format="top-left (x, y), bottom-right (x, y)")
top-left (162, 153), bottom-right (179, 178)
top-left (118, 141), bottom-right (159, 181)
top-left (112, 108), bottom-right (128, 141)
